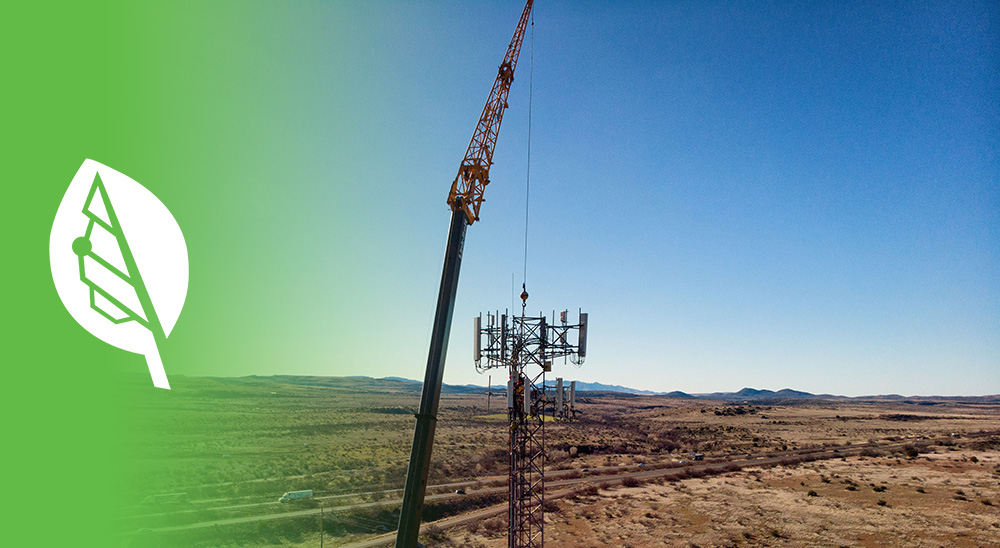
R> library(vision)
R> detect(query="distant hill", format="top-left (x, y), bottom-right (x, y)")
top-left (231, 376), bottom-right (998, 403)
top-left (380, 376), bottom-right (419, 384)
top-left (543, 380), bottom-right (666, 395)
top-left (693, 387), bottom-right (821, 401)
top-left (377, 377), bottom-right (665, 396)
top-left (686, 388), bottom-right (1000, 404)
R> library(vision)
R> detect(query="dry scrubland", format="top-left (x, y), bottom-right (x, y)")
top-left (120, 376), bottom-right (999, 547)
top-left (457, 449), bottom-right (1000, 547)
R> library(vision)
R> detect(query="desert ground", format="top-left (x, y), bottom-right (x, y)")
top-left (451, 447), bottom-right (1000, 548)
top-left (120, 376), bottom-right (999, 547)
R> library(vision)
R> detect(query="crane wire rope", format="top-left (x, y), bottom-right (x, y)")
top-left (520, 11), bottom-right (534, 315)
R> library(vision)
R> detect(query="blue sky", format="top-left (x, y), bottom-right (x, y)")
top-left (152, 1), bottom-right (997, 396)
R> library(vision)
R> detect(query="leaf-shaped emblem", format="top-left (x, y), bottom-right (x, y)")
top-left (50, 160), bottom-right (188, 389)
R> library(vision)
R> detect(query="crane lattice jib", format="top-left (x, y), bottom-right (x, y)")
top-left (447, 0), bottom-right (534, 225)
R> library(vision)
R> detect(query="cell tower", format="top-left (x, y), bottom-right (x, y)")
top-left (475, 297), bottom-right (587, 548)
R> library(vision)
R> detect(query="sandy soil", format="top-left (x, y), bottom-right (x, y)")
top-left (449, 447), bottom-right (1000, 547)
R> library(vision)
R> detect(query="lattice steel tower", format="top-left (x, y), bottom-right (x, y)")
top-left (475, 296), bottom-right (587, 548)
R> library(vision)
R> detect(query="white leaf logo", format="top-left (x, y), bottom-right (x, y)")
top-left (50, 159), bottom-right (188, 389)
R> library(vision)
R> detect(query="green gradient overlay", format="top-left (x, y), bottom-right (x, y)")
top-left (7, 2), bottom-right (379, 546)
top-left (7, 1), bottom-right (997, 545)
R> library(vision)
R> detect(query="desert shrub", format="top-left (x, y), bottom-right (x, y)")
top-left (656, 440), bottom-right (682, 453)
top-left (481, 516), bottom-right (505, 536)
top-left (548, 449), bottom-right (570, 463)
top-left (877, 500), bottom-right (887, 506)
top-left (807, 490), bottom-right (818, 497)
top-left (621, 476), bottom-right (641, 488)
top-left (873, 485), bottom-right (887, 493)
top-left (916, 487), bottom-right (926, 493)
top-left (846, 485), bottom-right (857, 491)
top-left (422, 493), bottom-right (504, 522)
top-left (423, 524), bottom-right (446, 541)
top-left (970, 437), bottom-right (1000, 451)
top-left (474, 448), bottom-right (507, 474)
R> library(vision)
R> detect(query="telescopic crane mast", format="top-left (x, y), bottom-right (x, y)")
top-left (395, 2), bottom-right (534, 547)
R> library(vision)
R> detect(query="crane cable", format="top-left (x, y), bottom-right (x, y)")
top-left (520, 11), bottom-right (534, 315)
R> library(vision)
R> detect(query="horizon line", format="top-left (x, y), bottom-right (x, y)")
top-left (146, 373), bottom-right (1000, 399)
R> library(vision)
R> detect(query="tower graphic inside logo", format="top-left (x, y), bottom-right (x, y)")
top-left (50, 160), bottom-right (188, 389)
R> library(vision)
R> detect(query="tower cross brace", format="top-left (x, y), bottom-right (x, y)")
top-left (475, 308), bottom-right (587, 548)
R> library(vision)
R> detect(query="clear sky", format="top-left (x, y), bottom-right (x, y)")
top-left (102, 1), bottom-right (997, 396)
top-left (5, 6), bottom-right (996, 544)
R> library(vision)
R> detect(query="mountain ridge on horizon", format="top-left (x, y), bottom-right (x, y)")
top-left (369, 375), bottom-right (998, 401)
top-left (177, 374), bottom-right (997, 401)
